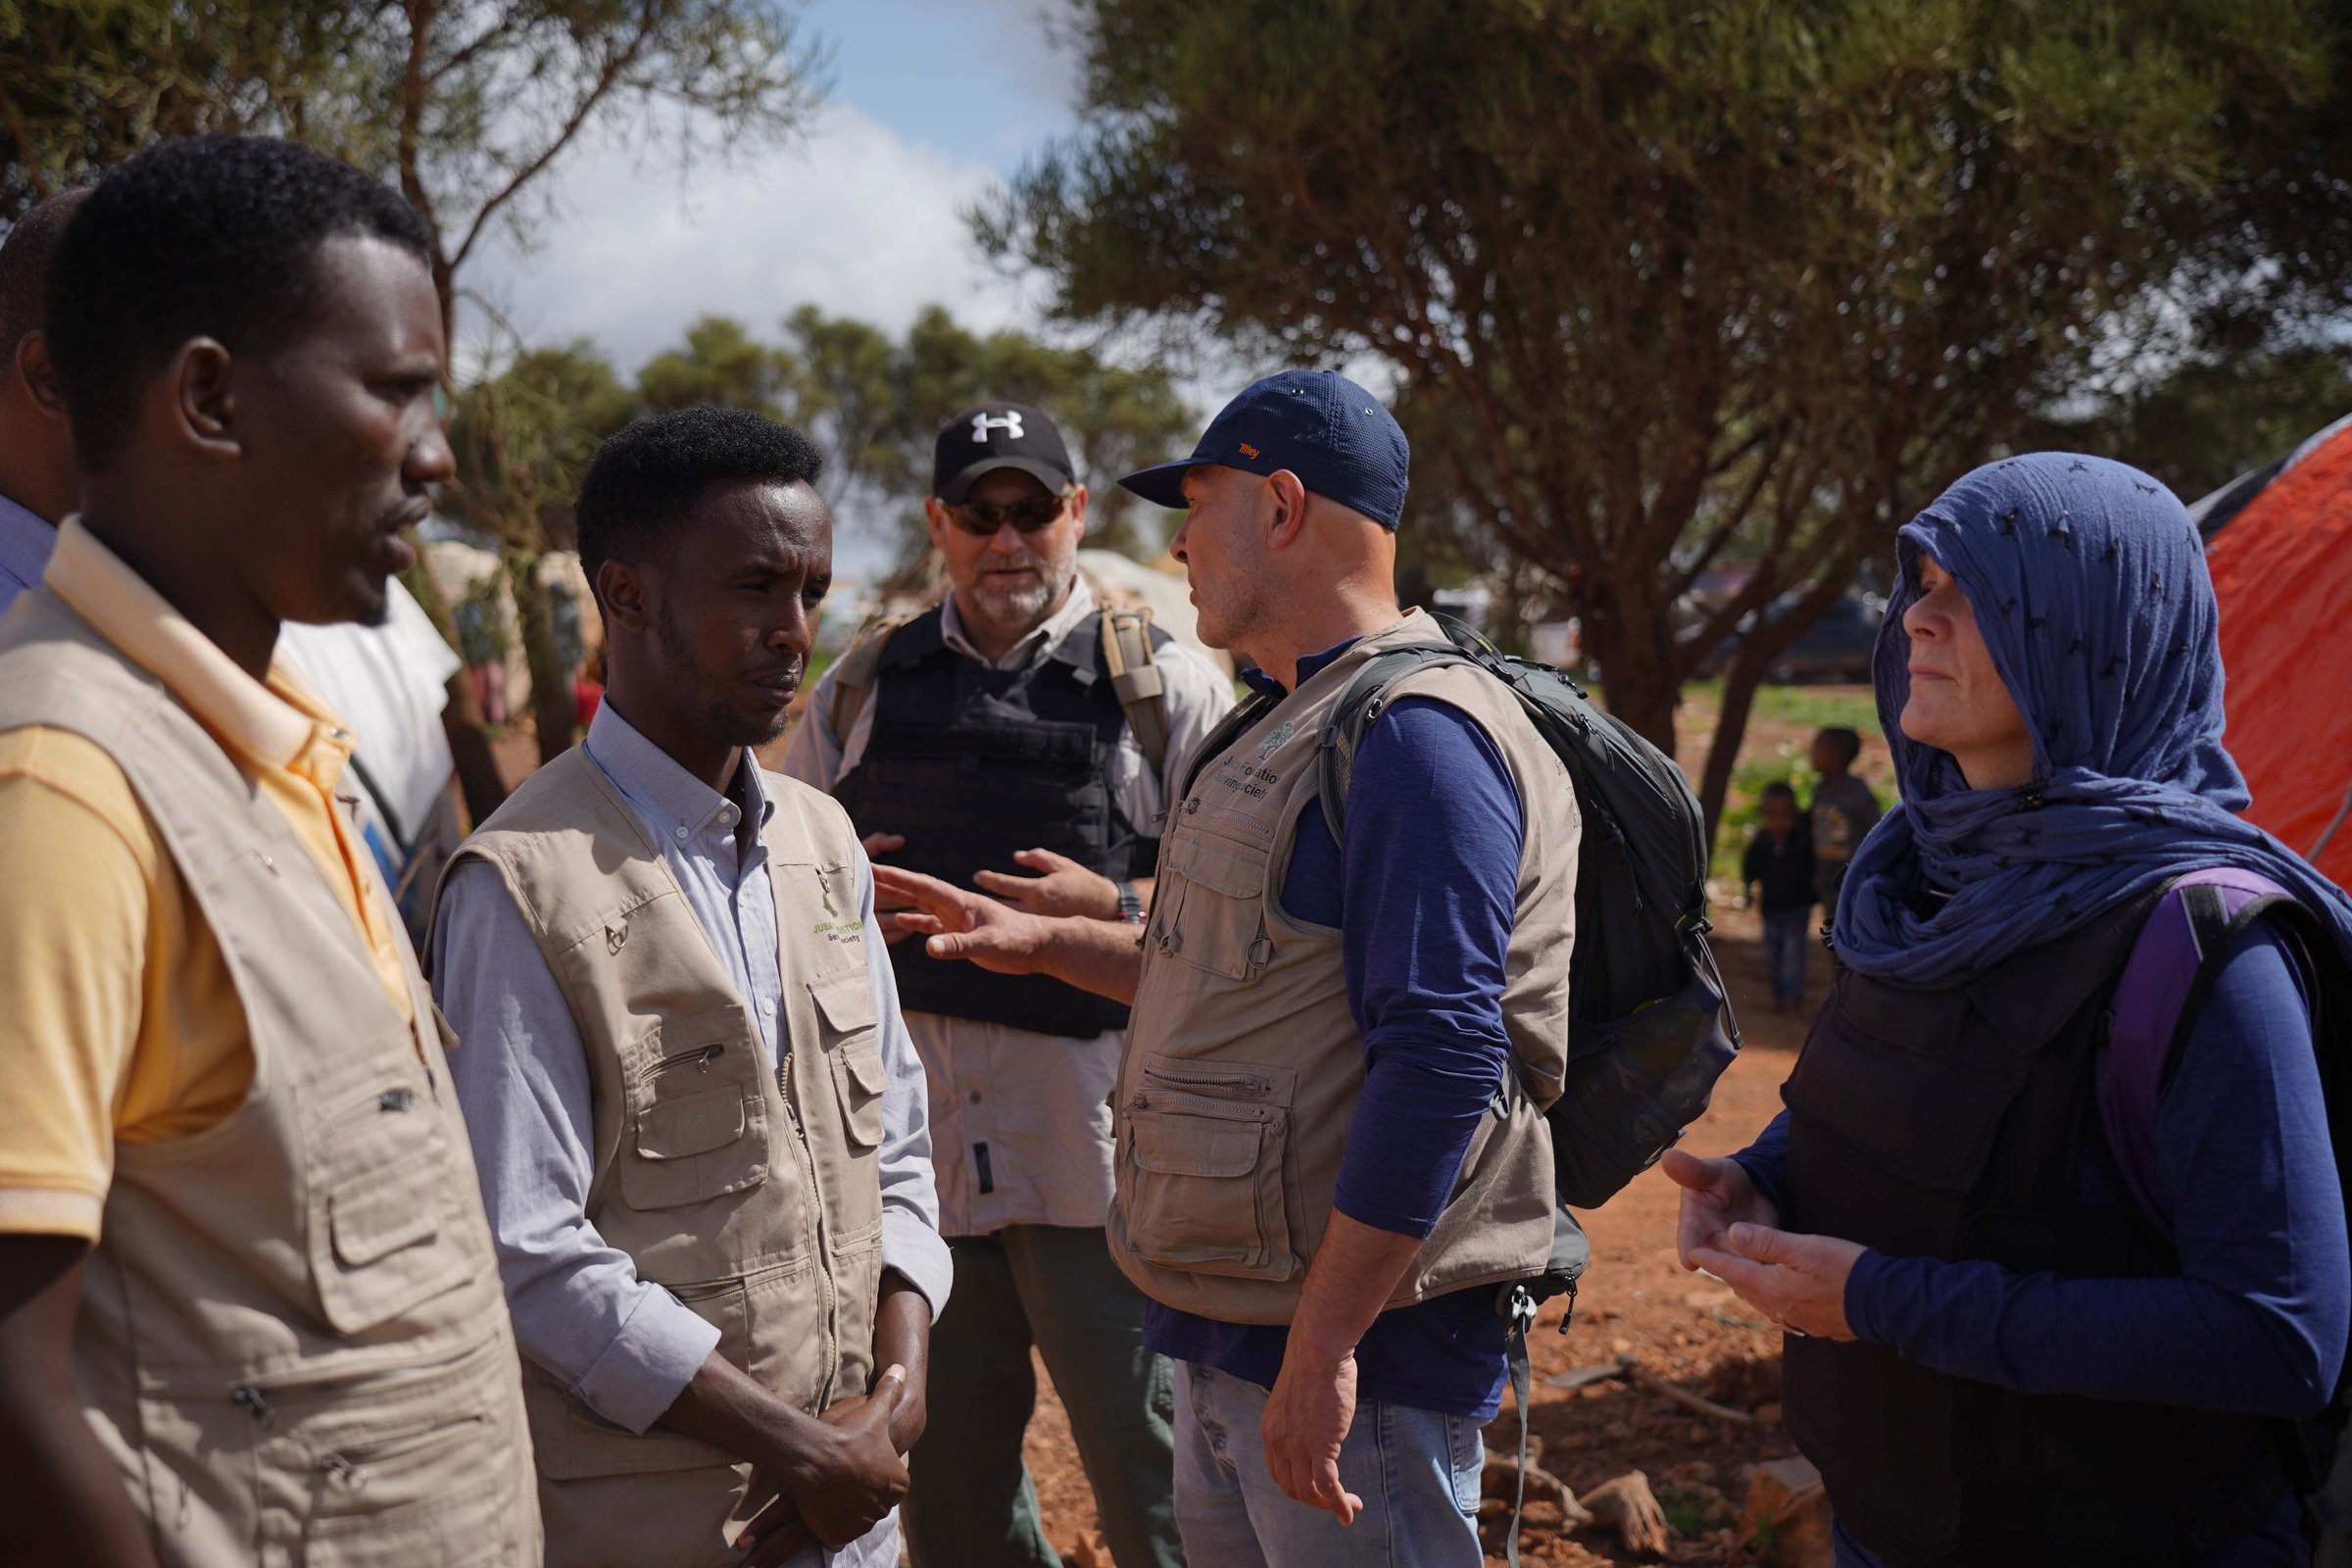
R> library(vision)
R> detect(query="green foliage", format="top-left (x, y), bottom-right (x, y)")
top-left (2025, 346), bottom-right (2352, 502)
top-left (1693, 681), bottom-right (1886, 879)
top-left (979, 0), bottom-right (2345, 818)
top-left (626, 303), bottom-right (1196, 564)
top-left (1654, 1485), bottom-right (1725, 1538)
top-left (0, 2), bottom-right (822, 288)
top-left (443, 340), bottom-right (637, 548)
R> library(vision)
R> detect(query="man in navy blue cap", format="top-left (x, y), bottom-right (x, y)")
top-left (872, 369), bottom-right (1582, 1568)
top-left (785, 400), bottom-right (1230, 1568)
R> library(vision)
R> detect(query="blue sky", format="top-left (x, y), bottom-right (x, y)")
top-left (808, 0), bottom-right (1079, 176)
top-left (464, 0), bottom-right (1080, 372)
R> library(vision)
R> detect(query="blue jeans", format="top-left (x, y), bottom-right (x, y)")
top-left (1763, 908), bottom-right (1810, 1004)
top-left (1171, 1360), bottom-right (1484, 1568)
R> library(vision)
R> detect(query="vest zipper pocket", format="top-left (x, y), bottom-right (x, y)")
top-left (1139, 1066), bottom-right (1274, 1102)
top-left (640, 1042), bottom-right (727, 1081)
top-left (316, 1414), bottom-right (486, 1494)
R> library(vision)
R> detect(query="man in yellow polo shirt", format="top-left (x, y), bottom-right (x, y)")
top-left (0, 134), bottom-right (537, 1567)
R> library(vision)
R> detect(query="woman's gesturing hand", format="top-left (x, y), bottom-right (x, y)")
top-left (1689, 1224), bottom-right (1864, 1342)
top-left (1660, 1150), bottom-right (1779, 1271)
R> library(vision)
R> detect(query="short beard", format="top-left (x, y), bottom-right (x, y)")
top-left (652, 596), bottom-right (795, 751)
top-left (966, 553), bottom-right (1074, 635)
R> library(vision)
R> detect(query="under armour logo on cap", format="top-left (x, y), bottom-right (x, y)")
top-left (934, 401), bottom-right (1075, 504)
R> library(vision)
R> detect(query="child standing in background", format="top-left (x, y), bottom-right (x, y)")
top-left (1744, 781), bottom-right (1816, 1012)
top-left (1807, 725), bottom-right (1882, 920)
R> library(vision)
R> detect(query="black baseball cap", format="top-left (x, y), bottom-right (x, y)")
top-left (1117, 369), bottom-right (1410, 529)
top-left (932, 401), bottom-right (1077, 504)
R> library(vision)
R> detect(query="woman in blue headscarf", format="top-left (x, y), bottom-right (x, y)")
top-left (1665, 453), bottom-right (2352, 1567)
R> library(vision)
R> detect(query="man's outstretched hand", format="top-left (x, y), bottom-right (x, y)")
top-left (972, 848), bottom-right (1122, 919)
top-left (870, 865), bottom-right (1054, 975)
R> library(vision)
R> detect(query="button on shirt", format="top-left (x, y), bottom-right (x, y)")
top-left (782, 580), bottom-right (1235, 1236)
top-left (433, 700), bottom-right (950, 1568)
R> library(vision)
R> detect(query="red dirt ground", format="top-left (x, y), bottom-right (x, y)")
top-left (1023, 906), bottom-right (1813, 1567)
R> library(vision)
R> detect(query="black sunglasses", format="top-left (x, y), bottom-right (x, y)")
top-left (943, 487), bottom-right (1074, 536)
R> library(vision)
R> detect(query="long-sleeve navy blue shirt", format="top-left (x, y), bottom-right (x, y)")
top-left (1143, 642), bottom-right (1530, 1419)
top-left (1735, 920), bottom-right (2346, 1567)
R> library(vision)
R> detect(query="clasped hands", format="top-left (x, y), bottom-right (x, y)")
top-left (1660, 1149), bottom-right (1862, 1342)
top-left (734, 1367), bottom-right (913, 1566)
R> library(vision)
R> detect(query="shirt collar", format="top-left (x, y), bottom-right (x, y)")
top-left (584, 696), bottom-right (771, 850)
top-left (939, 575), bottom-right (1097, 670)
top-left (0, 491), bottom-right (58, 599)
top-left (42, 515), bottom-right (336, 769)
top-left (1240, 635), bottom-right (1361, 700)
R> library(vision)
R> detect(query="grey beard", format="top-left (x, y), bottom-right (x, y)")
top-left (971, 560), bottom-right (1071, 629)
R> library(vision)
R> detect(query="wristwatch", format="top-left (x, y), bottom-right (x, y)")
top-left (1115, 880), bottom-right (1146, 923)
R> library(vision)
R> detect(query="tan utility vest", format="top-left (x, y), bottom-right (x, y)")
top-left (1108, 610), bottom-right (1578, 1323)
top-left (443, 747), bottom-right (889, 1568)
top-left (0, 591), bottom-right (539, 1567)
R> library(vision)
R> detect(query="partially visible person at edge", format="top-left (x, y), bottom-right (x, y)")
top-left (1742, 781), bottom-right (1815, 1013)
top-left (870, 369), bottom-right (1581, 1567)
top-left (784, 401), bottom-right (1227, 1568)
top-left (1806, 725), bottom-right (1880, 916)
top-left (430, 407), bottom-right (949, 1568)
top-left (0, 135), bottom-right (539, 1567)
top-left (1666, 452), bottom-right (2352, 1567)
top-left (0, 186), bottom-right (89, 609)
top-left (0, 188), bottom-right (501, 942)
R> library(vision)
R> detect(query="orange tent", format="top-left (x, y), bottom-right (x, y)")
top-left (2190, 415), bottom-right (2352, 886)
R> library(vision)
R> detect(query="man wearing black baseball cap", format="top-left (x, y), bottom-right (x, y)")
top-left (872, 369), bottom-right (1582, 1567)
top-left (783, 401), bottom-right (1229, 1568)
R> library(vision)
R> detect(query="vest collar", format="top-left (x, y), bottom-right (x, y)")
top-left (43, 515), bottom-right (323, 769)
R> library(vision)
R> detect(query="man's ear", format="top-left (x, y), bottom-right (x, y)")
top-left (164, 338), bottom-right (239, 463)
top-left (597, 559), bottom-right (653, 635)
top-left (15, 331), bottom-right (65, 420)
top-left (1264, 470), bottom-right (1310, 552)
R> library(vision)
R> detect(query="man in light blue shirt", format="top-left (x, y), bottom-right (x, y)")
top-left (0, 189), bottom-right (86, 613)
top-left (434, 409), bottom-right (950, 1567)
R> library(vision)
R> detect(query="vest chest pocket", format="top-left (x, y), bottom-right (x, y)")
top-left (621, 1014), bottom-right (770, 1211)
top-left (1119, 1058), bottom-right (1298, 1281)
top-left (812, 968), bottom-right (886, 1149)
top-left (309, 1138), bottom-right (474, 1335)
top-left (1785, 981), bottom-right (2030, 1203)
top-left (1153, 830), bottom-right (1275, 984)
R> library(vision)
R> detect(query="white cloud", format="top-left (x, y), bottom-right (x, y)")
top-left (459, 101), bottom-right (1040, 371)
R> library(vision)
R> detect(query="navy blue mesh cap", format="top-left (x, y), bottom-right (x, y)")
top-left (1118, 369), bottom-right (1410, 529)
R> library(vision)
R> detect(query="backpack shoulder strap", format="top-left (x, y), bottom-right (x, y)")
top-left (2098, 868), bottom-right (2304, 1239)
top-left (1312, 643), bottom-right (1491, 849)
top-left (1098, 606), bottom-right (1172, 778)
top-left (825, 612), bottom-right (917, 742)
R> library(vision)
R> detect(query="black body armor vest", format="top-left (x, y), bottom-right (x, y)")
top-left (832, 607), bottom-right (1160, 1039)
top-left (1781, 891), bottom-right (2285, 1566)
